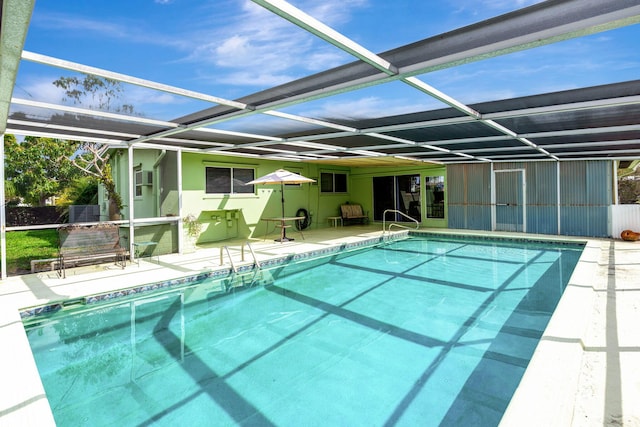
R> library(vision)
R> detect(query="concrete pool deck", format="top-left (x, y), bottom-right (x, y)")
top-left (0, 226), bottom-right (638, 426)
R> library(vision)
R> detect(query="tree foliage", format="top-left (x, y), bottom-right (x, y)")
top-left (53, 74), bottom-right (134, 114)
top-left (51, 74), bottom-right (132, 213)
top-left (618, 174), bottom-right (640, 204)
top-left (4, 135), bottom-right (81, 206)
top-left (3, 74), bottom-right (134, 208)
top-left (56, 176), bottom-right (99, 207)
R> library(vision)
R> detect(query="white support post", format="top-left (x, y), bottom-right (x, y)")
top-left (613, 160), bottom-right (619, 205)
top-left (522, 170), bottom-right (527, 233)
top-left (128, 146), bottom-right (135, 262)
top-left (490, 162), bottom-right (496, 231)
top-left (556, 162), bottom-right (561, 235)
top-left (0, 133), bottom-right (6, 280)
top-left (177, 150), bottom-right (184, 253)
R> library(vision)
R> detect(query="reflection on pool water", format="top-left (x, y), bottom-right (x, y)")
top-left (24, 236), bottom-right (583, 426)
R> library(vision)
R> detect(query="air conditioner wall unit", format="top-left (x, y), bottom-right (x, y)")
top-left (142, 171), bottom-right (153, 186)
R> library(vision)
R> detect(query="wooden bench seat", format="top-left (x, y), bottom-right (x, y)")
top-left (57, 223), bottom-right (127, 278)
top-left (340, 203), bottom-right (369, 225)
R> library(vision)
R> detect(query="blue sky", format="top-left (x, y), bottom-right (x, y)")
top-left (15, 0), bottom-right (640, 131)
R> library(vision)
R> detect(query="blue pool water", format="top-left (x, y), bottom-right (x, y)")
top-left (24, 236), bottom-right (583, 426)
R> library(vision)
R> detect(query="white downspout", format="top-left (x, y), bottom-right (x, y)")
top-left (153, 150), bottom-right (166, 216)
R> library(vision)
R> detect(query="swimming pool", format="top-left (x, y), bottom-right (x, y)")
top-left (23, 235), bottom-right (583, 426)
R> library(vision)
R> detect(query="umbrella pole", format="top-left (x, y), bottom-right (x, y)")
top-left (278, 183), bottom-right (292, 242)
top-left (281, 183), bottom-right (285, 218)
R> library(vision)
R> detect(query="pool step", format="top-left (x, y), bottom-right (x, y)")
top-left (226, 268), bottom-right (274, 291)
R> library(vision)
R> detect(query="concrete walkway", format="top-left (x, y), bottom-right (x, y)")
top-left (1, 226), bottom-right (639, 426)
top-left (500, 237), bottom-right (640, 426)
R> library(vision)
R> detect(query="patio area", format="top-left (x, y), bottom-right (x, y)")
top-left (0, 226), bottom-right (639, 425)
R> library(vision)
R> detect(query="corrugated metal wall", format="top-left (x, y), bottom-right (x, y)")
top-left (447, 160), bottom-right (612, 237)
top-left (494, 162), bottom-right (559, 235)
top-left (448, 163), bottom-right (492, 230)
top-left (559, 161), bottom-right (611, 237)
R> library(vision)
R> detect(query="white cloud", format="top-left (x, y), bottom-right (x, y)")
top-left (303, 0), bottom-right (369, 26)
top-left (478, 0), bottom-right (540, 9)
top-left (18, 76), bottom-right (67, 104)
top-left (215, 71), bottom-right (297, 87)
top-left (123, 86), bottom-right (181, 106)
top-left (299, 96), bottom-right (438, 120)
top-left (31, 12), bottom-right (185, 50)
top-left (30, 0), bottom-right (370, 89)
top-left (448, 0), bottom-right (543, 19)
top-left (183, 0), bottom-right (368, 86)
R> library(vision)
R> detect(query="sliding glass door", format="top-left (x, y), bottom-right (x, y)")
top-left (373, 174), bottom-right (421, 222)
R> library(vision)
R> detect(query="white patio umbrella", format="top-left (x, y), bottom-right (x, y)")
top-left (246, 169), bottom-right (315, 241)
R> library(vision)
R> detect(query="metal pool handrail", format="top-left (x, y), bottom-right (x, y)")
top-left (220, 242), bottom-right (261, 272)
top-left (219, 246), bottom-right (237, 273)
top-left (382, 209), bottom-right (420, 234)
top-left (241, 241), bottom-right (261, 269)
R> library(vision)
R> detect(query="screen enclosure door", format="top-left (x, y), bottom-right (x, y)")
top-left (493, 169), bottom-right (526, 232)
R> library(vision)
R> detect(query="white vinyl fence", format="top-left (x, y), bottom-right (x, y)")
top-left (610, 204), bottom-right (640, 239)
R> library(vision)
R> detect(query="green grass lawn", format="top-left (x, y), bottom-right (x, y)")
top-left (5, 229), bottom-right (58, 275)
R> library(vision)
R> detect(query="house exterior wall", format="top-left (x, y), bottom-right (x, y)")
top-left (109, 148), bottom-right (613, 244)
top-left (181, 154), bottom-right (325, 241)
top-left (109, 149), bottom-right (450, 246)
top-left (349, 164), bottom-right (448, 227)
top-left (131, 150), bottom-right (161, 219)
top-left (159, 150), bottom-right (179, 217)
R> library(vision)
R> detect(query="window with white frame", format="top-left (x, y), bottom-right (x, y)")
top-left (134, 169), bottom-right (153, 197)
top-left (205, 166), bottom-right (255, 194)
top-left (320, 172), bottom-right (347, 193)
top-left (134, 168), bottom-right (143, 197)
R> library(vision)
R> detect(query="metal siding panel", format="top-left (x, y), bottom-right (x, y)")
top-left (446, 164), bottom-right (491, 230)
top-left (447, 205), bottom-right (466, 229)
top-left (560, 162), bottom-right (587, 205)
top-left (528, 162), bottom-right (558, 205)
top-left (447, 164), bottom-right (465, 204)
top-left (561, 206), bottom-right (608, 237)
top-left (447, 161), bottom-right (621, 235)
top-left (526, 162), bottom-right (558, 234)
top-left (527, 206), bottom-right (558, 234)
top-left (559, 161), bottom-right (610, 237)
top-left (466, 163), bottom-right (492, 204)
top-left (586, 161), bottom-right (612, 205)
top-left (467, 206), bottom-right (492, 230)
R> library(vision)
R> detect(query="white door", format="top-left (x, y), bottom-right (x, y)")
top-left (494, 170), bottom-right (526, 232)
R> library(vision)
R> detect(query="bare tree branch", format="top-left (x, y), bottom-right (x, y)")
top-left (71, 142), bottom-right (111, 178)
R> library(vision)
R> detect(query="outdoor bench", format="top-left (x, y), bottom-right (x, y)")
top-left (340, 203), bottom-right (369, 225)
top-left (57, 223), bottom-right (127, 278)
